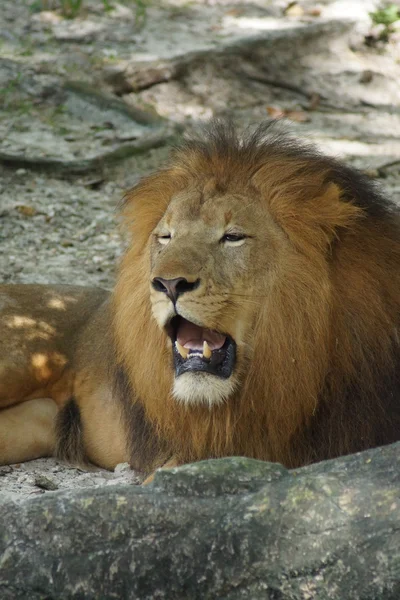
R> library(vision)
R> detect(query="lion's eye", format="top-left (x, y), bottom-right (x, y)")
top-left (220, 233), bottom-right (246, 246)
top-left (157, 234), bottom-right (171, 246)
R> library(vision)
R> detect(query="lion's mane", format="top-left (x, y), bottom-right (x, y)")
top-left (113, 122), bottom-right (400, 471)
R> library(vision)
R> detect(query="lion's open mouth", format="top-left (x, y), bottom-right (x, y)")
top-left (167, 316), bottom-right (236, 379)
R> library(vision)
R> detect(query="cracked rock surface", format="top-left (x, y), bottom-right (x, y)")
top-left (1, 449), bottom-right (400, 599)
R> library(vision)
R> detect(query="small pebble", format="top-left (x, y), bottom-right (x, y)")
top-left (114, 462), bottom-right (131, 474)
top-left (34, 475), bottom-right (59, 491)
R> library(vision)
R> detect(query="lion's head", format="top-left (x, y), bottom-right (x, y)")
top-left (114, 122), bottom-right (400, 469)
top-left (148, 165), bottom-right (284, 407)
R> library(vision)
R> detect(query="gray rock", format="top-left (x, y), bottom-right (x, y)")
top-left (0, 444), bottom-right (399, 599)
top-left (0, 67), bottom-right (176, 174)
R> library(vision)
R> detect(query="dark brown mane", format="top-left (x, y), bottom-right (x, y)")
top-left (174, 120), bottom-right (396, 217)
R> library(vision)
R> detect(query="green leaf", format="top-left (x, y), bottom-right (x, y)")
top-left (370, 4), bottom-right (400, 26)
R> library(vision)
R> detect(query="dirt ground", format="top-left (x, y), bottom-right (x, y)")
top-left (1, 0), bottom-right (400, 501)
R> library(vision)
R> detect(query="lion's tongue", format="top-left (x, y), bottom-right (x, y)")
top-left (177, 318), bottom-right (226, 351)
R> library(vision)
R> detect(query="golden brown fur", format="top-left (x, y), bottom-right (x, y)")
top-left (1, 122), bottom-right (400, 474)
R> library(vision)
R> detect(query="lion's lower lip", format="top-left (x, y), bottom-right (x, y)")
top-left (173, 336), bottom-right (236, 378)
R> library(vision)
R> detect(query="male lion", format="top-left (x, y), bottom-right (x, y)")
top-left (1, 122), bottom-right (400, 476)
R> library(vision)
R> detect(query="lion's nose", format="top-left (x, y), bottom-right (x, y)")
top-left (151, 277), bottom-right (200, 304)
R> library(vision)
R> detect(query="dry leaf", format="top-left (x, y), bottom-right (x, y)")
top-left (285, 110), bottom-right (311, 123)
top-left (16, 205), bottom-right (37, 217)
top-left (360, 70), bottom-right (374, 84)
top-left (225, 9), bottom-right (244, 17)
top-left (266, 106), bottom-right (285, 119)
top-left (307, 7), bottom-right (322, 17)
top-left (284, 3), bottom-right (305, 17)
top-left (363, 168), bottom-right (380, 179)
top-left (308, 92), bottom-right (321, 110)
top-left (267, 106), bottom-right (311, 123)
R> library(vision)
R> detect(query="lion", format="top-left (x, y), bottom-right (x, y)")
top-left (1, 121), bottom-right (400, 477)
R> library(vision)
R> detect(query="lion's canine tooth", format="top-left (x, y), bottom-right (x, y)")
top-left (176, 341), bottom-right (189, 359)
top-left (203, 340), bottom-right (212, 359)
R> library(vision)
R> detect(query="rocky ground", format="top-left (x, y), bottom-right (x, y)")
top-left (1, 0), bottom-right (400, 500)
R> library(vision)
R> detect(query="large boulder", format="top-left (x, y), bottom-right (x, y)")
top-left (1, 443), bottom-right (400, 599)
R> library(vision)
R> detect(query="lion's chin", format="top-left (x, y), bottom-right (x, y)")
top-left (164, 315), bottom-right (237, 406)
top-left (172, 372), bottom-right (237, 407)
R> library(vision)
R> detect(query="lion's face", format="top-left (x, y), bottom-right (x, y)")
top-left (149, 180), bottom-right (286, 406)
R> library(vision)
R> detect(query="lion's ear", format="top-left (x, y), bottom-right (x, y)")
top-left (301, 182), bottom-right (363, 239)
top-left (271, 182), bottom-right (364, 250)
top-left (121, 168), bottom-right (185, 247)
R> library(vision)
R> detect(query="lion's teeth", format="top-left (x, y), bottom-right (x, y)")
top-left (176, 341), bottom-right (189, 359)
top-left (203, 340), bottom-right (212, 359)
top-left (176, 340), bottom-right (212, 360)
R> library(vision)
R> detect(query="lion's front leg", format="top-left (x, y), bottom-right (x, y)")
top-left (142, 456), bottom-right (181, 486)
top-left (0, 397), bottom-right (58, 465)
